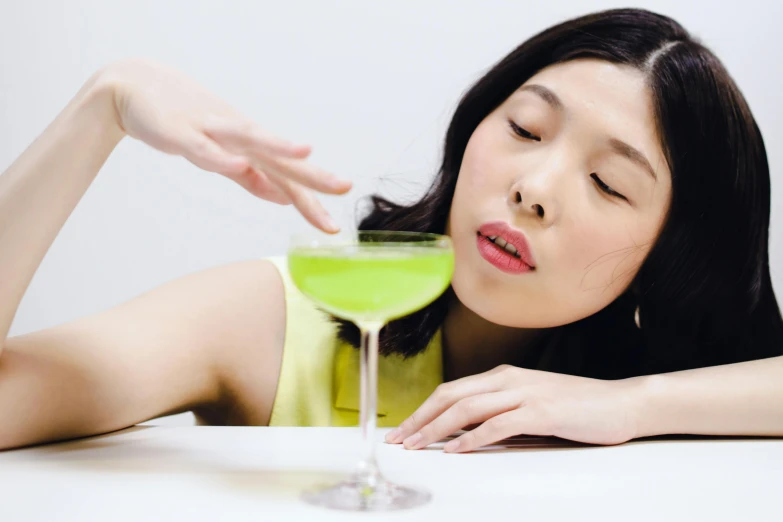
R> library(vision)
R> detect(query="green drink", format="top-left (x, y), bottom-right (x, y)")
top-left (288, 231), bottom-right (454, 512)
top-left (288, 246), bottom-right (453, 322)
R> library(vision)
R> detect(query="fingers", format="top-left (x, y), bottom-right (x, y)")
top-left (180, 123), bottom-right (345, 233)
top-left (255, 155), bottom-right (352, 195)
top-left (180, 131), bottom-right (250, 176)
top-left (386, 369), bottom-right (508, 444)
top-left (205, 118), bottom-right (352, 195)
top-left (238, 169), bottom-right (339, 233)
top-left (203, 117), bottom-right (312, 159)
top-left (225, 166), bottom-right (292, 206)
top-left (270, 174), bottom-right (339, 233)
top-left (443, 408), bottom-right (550, 453)
top-left (178, 129), bottom-right (295, 207)
top-left (401, 390), bottom-right (523, 450)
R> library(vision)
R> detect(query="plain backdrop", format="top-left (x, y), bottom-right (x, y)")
top-left (1, 1), bottom-right (781, 424)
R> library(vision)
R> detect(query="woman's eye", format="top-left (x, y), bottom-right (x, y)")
top-left (508, 120), bottom-right (541, 142)
top-left (590, 173), bottom-right (627, 201)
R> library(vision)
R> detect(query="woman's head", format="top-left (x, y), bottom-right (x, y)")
top-left (339, 8), bottom-right (783, 372)
top-left (449, 58), bottom-right (671, 328)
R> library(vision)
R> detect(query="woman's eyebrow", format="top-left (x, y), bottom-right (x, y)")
top-left (609, 138), bottom-right (658, 181)
top-left (518, 84), bottom-right (564, 111)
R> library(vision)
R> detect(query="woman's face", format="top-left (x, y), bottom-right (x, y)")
top-left (448, 59), bottom-right (672, 327)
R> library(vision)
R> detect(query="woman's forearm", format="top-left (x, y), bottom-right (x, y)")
top-left (0, 71), bottom-right (124, 347)
top-left (632, 355), bottom-right (783, 437)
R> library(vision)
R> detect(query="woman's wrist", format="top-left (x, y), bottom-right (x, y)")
top-left (625, 373), bottom-right (672, 439)
top-left (68, 63), bottom-right (128, 142)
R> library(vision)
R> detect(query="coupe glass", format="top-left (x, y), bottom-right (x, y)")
top-left (287, 230), bottom-right (454, 511)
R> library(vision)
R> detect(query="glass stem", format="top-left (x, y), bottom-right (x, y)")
top-left (357, 321), bottom-right (384, 487)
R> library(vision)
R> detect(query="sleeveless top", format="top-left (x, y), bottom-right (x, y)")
top-left (266, 257), bottom-right (444, 427)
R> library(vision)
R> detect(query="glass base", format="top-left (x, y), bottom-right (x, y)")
top-left (302, 477), bottom-right (431, 511)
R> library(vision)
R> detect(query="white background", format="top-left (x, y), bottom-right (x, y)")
top-left (2, 1), bottom-right (781, 340)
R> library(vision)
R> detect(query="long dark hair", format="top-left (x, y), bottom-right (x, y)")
top-left (336, 8), bottom-right (783, 378)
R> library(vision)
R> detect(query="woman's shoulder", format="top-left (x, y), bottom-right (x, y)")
top-left (265, 256), bottom-right (336, 333)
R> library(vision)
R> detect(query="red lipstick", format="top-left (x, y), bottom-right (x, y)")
top-left (476, 221), bottom-right (536, 274)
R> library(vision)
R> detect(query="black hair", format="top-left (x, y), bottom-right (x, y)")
top-left (336, 8), bottom-right (783, 378)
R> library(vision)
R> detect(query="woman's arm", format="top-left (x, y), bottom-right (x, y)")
top-left (0, 72), bottom-right (122, 346)
top-left (385, 355), bottom-right (783, 453)
top-left (633, 355), bottom-right (783, 437)
top-left (0, 59), bottom-right (350, 450)
top-left (1, 58), bottom-right (349, 353)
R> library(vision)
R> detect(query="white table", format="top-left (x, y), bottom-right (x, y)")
top-left (0, 427), bottom-right (779, 521)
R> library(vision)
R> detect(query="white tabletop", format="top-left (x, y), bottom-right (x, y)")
top-left (0, 426), bottom-right (779, 522)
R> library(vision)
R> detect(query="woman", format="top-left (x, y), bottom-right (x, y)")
top-left (0, 8), bottom-right (781, 452)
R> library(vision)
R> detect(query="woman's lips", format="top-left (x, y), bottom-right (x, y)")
top-left (476, 221), bottom-right (536, 274)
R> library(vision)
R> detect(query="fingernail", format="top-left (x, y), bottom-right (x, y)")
top-left (329, 177), bottom-right (350, 189)
top-left (386, 428), bottom-right (401, 443)
top-left (403, 432), bottom-right (423, 449)
top-left (323, 216), bottom-right (339, 233)
top-left (444, 439), bottom-right (461, 453)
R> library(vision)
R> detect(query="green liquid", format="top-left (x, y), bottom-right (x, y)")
top-left (289, 246), bottom-right (454, 323)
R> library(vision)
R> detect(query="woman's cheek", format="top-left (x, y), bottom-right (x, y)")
top-left (562, 222), bottom-right (649, 292)
top-left (459, 124), bottom-right (509, 191)
top-left (459, 156), bottom-right (494, 192)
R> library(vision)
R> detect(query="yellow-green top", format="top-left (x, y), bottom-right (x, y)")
top-left (267, 257), bottom-right (444, 427)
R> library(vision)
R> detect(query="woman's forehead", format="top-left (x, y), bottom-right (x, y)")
top-left (516, 60), bottom-right (651, 119)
